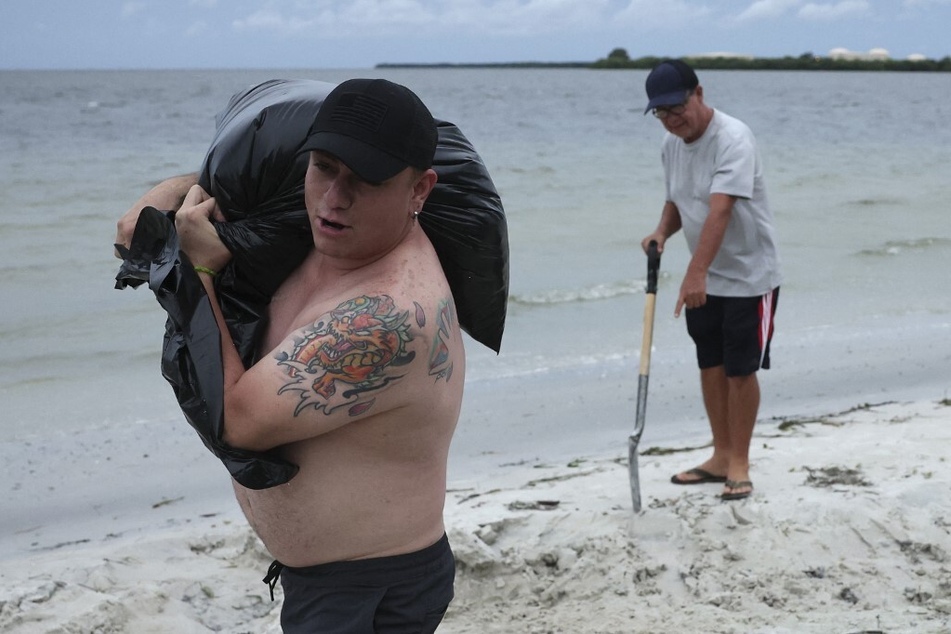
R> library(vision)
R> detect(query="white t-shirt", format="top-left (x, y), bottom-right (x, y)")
top-left (662, 109), bottom-right (782, 296)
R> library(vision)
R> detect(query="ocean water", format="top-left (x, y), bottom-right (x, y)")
top-left (1, 68), bottom-right (950, 526)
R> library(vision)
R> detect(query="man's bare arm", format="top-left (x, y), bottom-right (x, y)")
top-left (675, 192), bottom-right (735, 317)
top-left (114, 173), bottom-right (199, 256)
top-left (223, 293), bottom-right (423, 451)
top-left (642, 200), bottom-right (683, 254)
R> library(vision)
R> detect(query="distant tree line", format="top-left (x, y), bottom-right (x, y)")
top-left (592, 48), bottom-right (951, 72)
top-left (376, 61), bottom-right (591, 69)
top-left (378, 49), bottom-right (951, 71)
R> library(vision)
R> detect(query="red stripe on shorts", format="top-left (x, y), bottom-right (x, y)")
top-left (758, 290), bottom-right (776, 367)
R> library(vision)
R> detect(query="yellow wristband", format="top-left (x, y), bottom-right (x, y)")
top-left (194, 265), bottom-right (217, 277)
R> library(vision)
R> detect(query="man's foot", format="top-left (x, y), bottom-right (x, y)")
top-left (720, 479), bottom-right (753, 501)
top-left (670, 467), bottom-right (727, 485)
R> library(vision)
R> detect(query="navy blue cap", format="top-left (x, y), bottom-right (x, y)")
top-left (302, 79), bottom-right (437, 183)
top-left (644, 60), bottom-right (699, 114)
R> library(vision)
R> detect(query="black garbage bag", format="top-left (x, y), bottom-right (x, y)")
top-left (115, 78), bottom-right (508, 490)
top-left (115, 208), bottom-right (300, 487)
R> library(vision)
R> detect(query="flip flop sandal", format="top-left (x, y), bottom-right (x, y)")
top-left (720, 479), bottom-right (754, 501)
top-left (670, 468), bottom-right (728, 485)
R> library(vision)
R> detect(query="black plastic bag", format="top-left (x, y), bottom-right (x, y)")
top-left (116, 79), bottom-right (508, 489)
top-left (116, 207), bottom-right (300, 487)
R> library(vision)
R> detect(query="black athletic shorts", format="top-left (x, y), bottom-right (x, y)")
top-left (685, 288), bottom-right (779, 377)
top-left (274, 534), bottom-right (455, 634)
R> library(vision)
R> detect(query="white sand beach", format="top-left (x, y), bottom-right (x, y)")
top-left (2, 398), bottom-right (949, 633)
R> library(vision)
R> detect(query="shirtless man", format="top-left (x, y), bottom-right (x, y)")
top-left (117, 79), bottom-right (463, 633)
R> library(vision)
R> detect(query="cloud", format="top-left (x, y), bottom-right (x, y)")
top-left (232, 0), bottom-right (433, 35)
top-left (121, 1), bottom-right (148, 18)
top-left (735, 0), bottom-right (802, 22)
top-left (614, 0), bottom-right (715, 31)
top-left (232, 9), bottom-right (310, 33)
top-left (442, 0), bottom-right (609, 35)
top-left (733, 0), bottom-right (871, 22)
top-left (185, 20), bottom-right (209, 37)
top-left (798, 0), bottom-right (869, 20)
top-left (230, 0), bottom-right (708, 38)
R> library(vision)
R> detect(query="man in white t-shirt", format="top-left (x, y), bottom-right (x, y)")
top-left (640, 59), bottom-right (782, 501)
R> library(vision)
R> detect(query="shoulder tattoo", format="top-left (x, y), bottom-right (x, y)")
top-left (422, 299), bottom-right (456, 383)
top-left (274, 294), bottom-right (416, 417)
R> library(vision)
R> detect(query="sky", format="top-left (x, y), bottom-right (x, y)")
top-left (2, 0), bottom-right (950, 70)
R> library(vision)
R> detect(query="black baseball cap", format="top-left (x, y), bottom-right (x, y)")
top-left (644, 59), bottom-right (699, 114)
top-left (301, 78), bottom-right (437, 183)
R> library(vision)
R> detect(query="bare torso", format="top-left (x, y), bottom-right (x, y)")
top-left (231, 230), bottom-right (465, 567)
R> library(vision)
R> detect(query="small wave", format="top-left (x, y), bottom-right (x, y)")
top-left (511, 280), bottom-right (647, 306)
top-left (848, 196), bottom-right (904, 207)
top-left (857, 237), bottom-right (951, 257)
top-left (466, 350), bottom-right (633, 382)
top-left (506, 164), bottom-right (556, 175)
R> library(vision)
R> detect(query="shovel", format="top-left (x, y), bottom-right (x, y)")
top-left (629, 240), bottom-right (661, 512)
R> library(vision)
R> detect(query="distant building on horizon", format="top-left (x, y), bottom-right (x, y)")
top-left (829, 47), bottom-right (891, 61)
top-left (693, 51), bottom-right (755, 60)
top-left (828, 47), bottom-right (932, 62)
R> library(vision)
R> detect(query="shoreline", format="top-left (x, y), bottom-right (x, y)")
top-left (2, 317), bottom-right (948, 557)
top-left (3, 397), bottom-right (950, 632)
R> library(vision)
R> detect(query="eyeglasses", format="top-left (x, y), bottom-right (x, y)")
top-left (652, 92), bottom-right (693, 119)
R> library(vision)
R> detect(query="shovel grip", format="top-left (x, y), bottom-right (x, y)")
top-left (646, 240), bottom-right (660, 295)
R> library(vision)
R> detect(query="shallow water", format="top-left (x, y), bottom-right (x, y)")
top-left (1, 67), bottom-right (949, 457)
